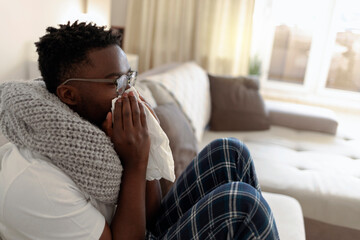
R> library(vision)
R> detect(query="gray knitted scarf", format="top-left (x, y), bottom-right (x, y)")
top-left (0, 79), bottom-right (122, 204)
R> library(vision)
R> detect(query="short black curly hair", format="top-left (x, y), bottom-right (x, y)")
top-left (35, 21), bottom-right (122, 93)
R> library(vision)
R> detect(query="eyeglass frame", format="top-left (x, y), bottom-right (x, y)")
top-left (59, 70), bottom-right (137, 96)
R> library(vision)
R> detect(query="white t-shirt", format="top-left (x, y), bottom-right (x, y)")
top-left (0, 143), bottom-right (115, 240)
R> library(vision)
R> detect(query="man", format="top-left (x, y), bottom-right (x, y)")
top-left (0, 21), bottom-right (279, 239)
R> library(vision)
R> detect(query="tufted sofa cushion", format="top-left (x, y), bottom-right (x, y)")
top-left (200, 124), bottom-right (360, 236)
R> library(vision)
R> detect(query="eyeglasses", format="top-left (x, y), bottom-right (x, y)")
top-left (60, 70), bottom-right (137, 96)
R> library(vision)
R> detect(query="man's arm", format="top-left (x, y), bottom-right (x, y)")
top-left (100, 179), bottom-right (162, 240)
top-left (146, 180), bottom-right (162, 229)
top-left (110, 167), bottom-right (147, 239)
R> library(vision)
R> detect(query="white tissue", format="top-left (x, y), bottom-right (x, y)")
top-left (111, 86), bottom-right (175, 182)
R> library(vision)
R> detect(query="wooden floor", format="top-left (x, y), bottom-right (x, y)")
top-left (305, 218), bottom-right (360, 240)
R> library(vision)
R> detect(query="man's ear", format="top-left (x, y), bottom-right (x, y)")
top-left (56, 85), bottom-right (79, 106)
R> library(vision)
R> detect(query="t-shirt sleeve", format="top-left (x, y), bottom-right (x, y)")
top-left (2, 161), bottom-right (106, 240)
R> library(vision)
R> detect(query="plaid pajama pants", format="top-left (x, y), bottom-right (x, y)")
top-left (147, 138), bottom-right (279, 240)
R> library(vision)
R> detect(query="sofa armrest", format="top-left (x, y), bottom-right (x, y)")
top-left (263, 192), bottom-right (305, 240)
top-left (266, 100), bottom-right (338, 135)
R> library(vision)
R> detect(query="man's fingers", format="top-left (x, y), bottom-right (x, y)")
top-left (113, 98), bottom-right (124, 130)
top-left (121, 93), bottom-right (133, 130)
top-left (128, 91), bottom-right (141, 127)
top-left (138, 102), bottom-right (147, 129)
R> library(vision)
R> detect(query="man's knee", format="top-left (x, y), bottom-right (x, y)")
top-left (209, 182), bottom-right (278, 239)
top-left (211, 182), bottom-right (260, 211)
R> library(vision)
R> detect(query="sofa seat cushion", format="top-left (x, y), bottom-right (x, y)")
top-left (262, 192), bottom-right (305, 240)
top-left (200, 126), bottom-right (360, 231)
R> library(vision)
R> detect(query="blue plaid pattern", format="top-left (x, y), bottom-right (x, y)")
top-left (147, 138), bottom-right (279, 240)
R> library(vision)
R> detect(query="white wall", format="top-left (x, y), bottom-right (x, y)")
top-left (0, 0), bottom-right (111, 82)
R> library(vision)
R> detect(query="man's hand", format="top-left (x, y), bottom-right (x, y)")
top-left (103, 91), bottom-right (150, 170)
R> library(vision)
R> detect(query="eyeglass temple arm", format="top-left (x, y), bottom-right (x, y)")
top-left (60, 78), bottom-right (115, 86)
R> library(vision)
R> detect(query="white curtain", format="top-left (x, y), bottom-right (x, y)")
top-left (124, 0), bottom-right (255, 76)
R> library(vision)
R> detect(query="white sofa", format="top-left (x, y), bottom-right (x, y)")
top-left (137, 62), bottom-right (360, 240)
top-left (137, 62), bottom-right (305, 240)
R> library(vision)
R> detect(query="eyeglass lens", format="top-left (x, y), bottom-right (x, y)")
top-left (116, 72), bottom-right (137, 96)
top-left (116, 75), bottom-right (128, 95)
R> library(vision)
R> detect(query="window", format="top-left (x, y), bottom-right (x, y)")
top-left (326, 1), bottom-right (360, 92)
top-left (251, 0), bottom-right (360, 110)
top-left (267, 0), bottom-right (317, 84)
top-left (268, 25), bottom-right (312, 84)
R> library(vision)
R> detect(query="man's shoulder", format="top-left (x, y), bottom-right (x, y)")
top-left (0, 143), bottom-right (85, 211)
top-left (0, 143), bottom-right (73, 182)
top-left (0, 144), bottom-right (106, 240)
